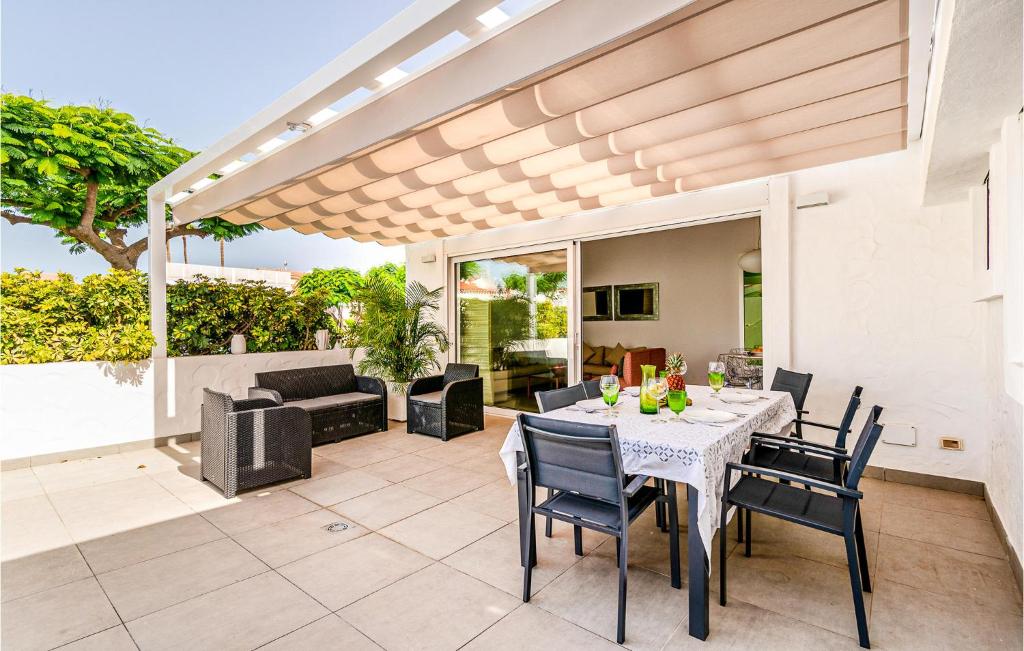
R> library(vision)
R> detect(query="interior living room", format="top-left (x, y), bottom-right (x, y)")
top-left (580, 217), bottom-right (763, 389)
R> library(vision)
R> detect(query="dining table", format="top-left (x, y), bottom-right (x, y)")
top-left (499, 384), bottom-right (797, 641)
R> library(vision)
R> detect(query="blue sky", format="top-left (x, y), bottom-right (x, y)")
top-left (1, 0), bottom-right (417, 276)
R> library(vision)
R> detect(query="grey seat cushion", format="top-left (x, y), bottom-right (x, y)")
top-left (409, 390), bottom-right (444, 404)
top-left (286, 392), bottom-right (381, 412)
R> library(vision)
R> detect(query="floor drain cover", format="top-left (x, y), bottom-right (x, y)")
top-left (324, 521), bottom-right (351, 533)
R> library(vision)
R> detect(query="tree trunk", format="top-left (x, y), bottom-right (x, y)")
top-left (182, 236), bottom-right (189, 264)
top-left (166, 239), bottom-right (171, 262)
top-left (219, 240), bottom-right (225, 267)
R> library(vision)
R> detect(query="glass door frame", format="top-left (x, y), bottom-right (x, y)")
top-left (447, 240), bottom-right (581, 418)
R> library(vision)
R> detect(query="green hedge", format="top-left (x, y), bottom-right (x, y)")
top-left (0, 269), bottom-right (337, 364)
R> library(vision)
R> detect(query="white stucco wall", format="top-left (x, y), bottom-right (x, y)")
top-left (787, 144), bottom-right (988, 481)
top-left (1, 349), bottom-right (362, 462)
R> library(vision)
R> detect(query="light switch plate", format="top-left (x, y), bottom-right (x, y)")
top-left (881, 422), bottom-right (917, 446)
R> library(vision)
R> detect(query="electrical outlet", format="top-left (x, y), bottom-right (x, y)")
top-left (939, 437), bottom-right (964, 451)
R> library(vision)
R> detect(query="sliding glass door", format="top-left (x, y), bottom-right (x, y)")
top-left (453, 244), bottom-right (577, 413)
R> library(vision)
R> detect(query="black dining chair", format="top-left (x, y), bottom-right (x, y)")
top-left (720, 405), bottom-right (883, 649)
top-left (582, 379), bottom-right (602, 399)
top-left (535, 383), bottom-right (588, 413)
top-left (518, 413), bottom-right (680, 644)
top-left (770, 367), bottom-right (814, 438)
top-left (746, 386), bottom-right (867, 486)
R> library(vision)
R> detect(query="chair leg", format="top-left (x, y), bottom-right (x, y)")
top-left (844, 531), bottom-right (871, 649)
top-left (720, 499), bottom-right (729, 606)
top-left (654, 479), bottom-right (666, 531)
top-left (744, 509), bottom-right (752, 557)
top-left (855, 509), bottom-right (872, 593)
top-left (545, 488), bottom-right (554, 538)
top-left (615, 540), bottom-right (621, 568)
top-left (617, 533), bottom-right (628, 644)
top-left (573, 525), bottom-right (583, 556)
top-left (523, 513), bottom-right (535, 602)
top-left (736, 506), bottom-right (744, 542)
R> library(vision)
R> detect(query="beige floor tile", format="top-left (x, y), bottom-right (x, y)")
top-left (448, 478), bottom-right (520, 522)
top-left (232, 509), bottom-right (369, 568)
top-left (2, 468), bottom-right (45, 501)
top-left (400, 464), bottom-right (492, 500)
top-left (78, 512), bottom-right (224, 574)
top-left (120, 446), bottom-right (199, 476)
top-left (97, 537), bottom-right (267, 621)
top-left (875, 533), bottom-right (1022, 614)
top-left (339, 563), bottom-right (519, 650)
top-left (288, 469), bottom-right (391, 507)
top-left (372, 430), bottom-right (445, 453)
top-left (316, 440), bottom-right (404, 468)
top-left (330, 484), bottom-right (441, 530)
top-left (869, 578), bottom-right (1023, 651)
top-left (444, 523), bottom-right (585, 597)
top-left (278, 533), bottom-right (432, 610)
top-left (463, 602), bottom-right (621, 650)
top-left (379, 502), bottom-right (505, 560)
top-left (260, 614), bottom-right (381, 650)
top-left (880, 502), bottom-right (1005, 558)
top-left (31, 455), bottom-right (145, 494)
top-left (201, 489), bottom-right (319, 535)
top-left (1, 495), bottom-right (75, 562)
top-left (414, 440), bottom-right (493, 464)
top-left (1, 577), bottom-right (120, 650)
top-left (721, 546), bottom-right (872, 640)
top-left (532, 554), bottom-right (687, 650)
top-left (126, 572), bottom-right (327, 651)
top-left (664, 598), bottom-right (862, 650)
top-left (148, 466), bottom-right (239, 512)
top-left (360, 453), bottom-right (446, 483)
top-left (881, 481), bottom-right (990, 520)
top-left (453, 452), bottom-right (510, 479)
top-left (1, 545), bottom-right (93, 603)
top-left (59, 625), bottom-right (138, 650)
top-left (47, 476), bottom-right (194, 543)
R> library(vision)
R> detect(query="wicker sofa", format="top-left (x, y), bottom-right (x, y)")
top-left (248, 364), bottom-right (387, 446)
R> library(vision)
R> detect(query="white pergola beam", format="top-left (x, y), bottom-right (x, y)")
top-left (169, 0), bottom-right (698, 225)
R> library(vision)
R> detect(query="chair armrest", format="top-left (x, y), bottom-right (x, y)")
top-left (355, 375), bottom-right (387, 397)
top-left (227, 405), bottom-right (312, 440)
top-left (441, 376), bottom-right (483, 405)
top-left (751, 433), bottom-right (848, 454)
top-left (622, 474), bottom-right (651, 497)
top-left (793, 418), bottom-right (839, 432)
top-left (409, 374), bottom-right (444, 397)
top-left (727, 462), bottom-right (862, 499)
top-left (232, 397), bottom-right (281, 411)
top-left (749, 436), bottom-right (850, 460)
top-left (247, 387), bottom-right (283, 404)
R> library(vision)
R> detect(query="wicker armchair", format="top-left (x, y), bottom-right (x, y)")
top-left (200, 389), bottom-right (312, 498)
top-left (407, 363), bottom-right (484, 440)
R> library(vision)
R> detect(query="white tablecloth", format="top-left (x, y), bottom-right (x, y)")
top-left (499, 385), bottom-right (797, 557)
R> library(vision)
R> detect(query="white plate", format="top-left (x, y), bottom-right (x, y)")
top-left (719, 392), bottom-right (760, 404)
top-left (684, 408), bottom-right (738, 423)
top-left (574, 398), bottom-right (610, 411)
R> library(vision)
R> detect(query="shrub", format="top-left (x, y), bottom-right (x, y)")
top-left (0, 268), bottom-right (154, 363)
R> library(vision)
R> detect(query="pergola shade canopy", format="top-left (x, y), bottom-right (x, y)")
top-left (192, 0), bottom-right (910, 245)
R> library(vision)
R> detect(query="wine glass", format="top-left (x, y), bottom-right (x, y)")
top-left (599, 375), bottom-right (620, 417)
top-left (708, 361), bottom-right (726, 397)
top-left (667, 390), bottom-right (687, 421)
top-left (644, 377), bottom-right (670, 422)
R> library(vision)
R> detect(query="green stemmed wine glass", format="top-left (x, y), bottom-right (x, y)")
top-left (667, 389), bottom-right (687, 421)
top-left (599, 374), bottom-right (620, 418)
top-left (708, 361), bottom-right (726, 397)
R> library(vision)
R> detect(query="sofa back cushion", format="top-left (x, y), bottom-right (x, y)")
top-left (255, 364), bottom-right (357, 401)
top-left (443, 363), bottom-right (479, 384)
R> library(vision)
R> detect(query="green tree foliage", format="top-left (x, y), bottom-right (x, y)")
top-left (364, 262), bottom-right (406, 288)
top-left (345, 276), bottom-right (448, 386)
top-left (166, 276), bottom-right (335, 356)
top-left (501, 271), bottom-right (566, 297)
top-left (536, 301), bottom-right (568, 339)
top-left (0, 269), bottom-right (154, 363)
top-left (294, 266), bottom-right (363, 306)
top-left (0, 270), bottom-right (337, 363)
top-left (0, 94), bottom-right (260, 270)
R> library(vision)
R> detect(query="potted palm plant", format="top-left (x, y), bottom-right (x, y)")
top-left (344, 276), bottom-right (449, 421)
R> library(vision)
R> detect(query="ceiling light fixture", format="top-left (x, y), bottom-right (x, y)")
top-left (476, 7), bottom-right (509, 29)
top-left (287, 121), bottom-right (312, 133)
top-left (374, 67), bottom-right (408, 87)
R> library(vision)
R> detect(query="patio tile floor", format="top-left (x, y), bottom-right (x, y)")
top-left (2, 415), bottom-right (1020, 650)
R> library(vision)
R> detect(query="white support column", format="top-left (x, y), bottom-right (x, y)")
top-left (148, 190), bottom-right (168, 359)
top-left (762, 175), bottom-right (792, 385)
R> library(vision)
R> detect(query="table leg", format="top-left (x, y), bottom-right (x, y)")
top-left (667, 481), bottom-right (681, 589)
top-left (687, 483), bottom-right (709, 640)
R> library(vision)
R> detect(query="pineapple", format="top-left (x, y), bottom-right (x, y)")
top-left (665, 353), bottom-right (687, 390)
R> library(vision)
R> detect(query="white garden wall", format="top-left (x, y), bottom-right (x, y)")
top-left (1, 349), bottom-right (362, 464)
